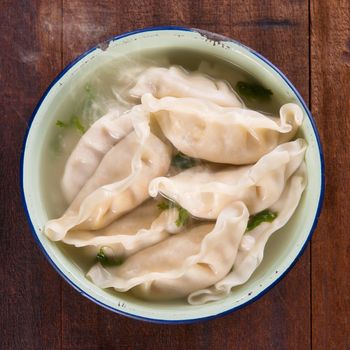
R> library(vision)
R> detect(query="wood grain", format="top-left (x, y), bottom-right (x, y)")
top-left (310, 1), bottom-right (350, 349)
top-left (1, 0), bottom-right (348, 348)
top-left (0, 1), bottom-right (63, 349)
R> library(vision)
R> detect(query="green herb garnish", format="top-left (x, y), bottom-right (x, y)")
top-left (171, 152), bottom-right (197, 169)
top-left (96, 247), bottom-right (123, 267)
top-left (55, 115), bottom-right (86, 134)
top-left (158, 199), bottom-right (190, 227)
top-left (55, 84), bottom-right (93, 135)
top-left (71, 116), bottom-right (85, 134)
top-left (157, 200), bottom-right (175, 211)
top-left (246, 209), bottom-right (277, 232)
top-left (56, 120), bottom-right (67, 128)
top-left (236, 81), bottom-right (273, 101)
top-left (176, 207), bottom-right (190, 227)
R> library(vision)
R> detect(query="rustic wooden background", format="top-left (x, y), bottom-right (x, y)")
top-left (1, 0), bottom-right (349, 349)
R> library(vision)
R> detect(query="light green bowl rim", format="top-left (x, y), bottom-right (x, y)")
top-left (20, 26), bottom-right (325, 324)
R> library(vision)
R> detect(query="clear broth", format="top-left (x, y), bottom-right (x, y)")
top-left (40, 47), bottom-right (298, 298)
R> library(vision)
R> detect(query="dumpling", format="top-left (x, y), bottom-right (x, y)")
top-left (61, 108), bottom-right (139, 203)
top-left (149, 139), bottom-right (306, 220)
top-left (87, 202), bottom-right (249, 300)
top-left (130, 66), bottom-right (243, 107)
top-left (63, 199), bottom-right (182, 257)
top-left (188, 163), bottom-right (307, 304)
top-left (142, 93), bottom-right (303, 165)
top-left (45, 130), bottom-right (171, 241)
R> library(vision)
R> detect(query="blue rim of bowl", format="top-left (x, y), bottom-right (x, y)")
top-left (20, 25), bottom-right (325, 324)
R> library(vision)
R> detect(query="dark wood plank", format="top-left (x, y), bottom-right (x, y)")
top-left (310, 1), bottom-right (350, 348)
top-left (0, 1), bottom-right (63, 349)
top-left (59, 1), bottom-right (311, 349)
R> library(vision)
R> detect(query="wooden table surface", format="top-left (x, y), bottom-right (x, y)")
top-left (1, 1), bottom-right (349, 349)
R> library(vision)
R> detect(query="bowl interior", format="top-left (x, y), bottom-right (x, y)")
top-left (22, 28), bottom-right (323, 323)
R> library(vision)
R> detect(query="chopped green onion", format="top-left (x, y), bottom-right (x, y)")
top-left (55, 115), bottom-right (86, 134)
top-left (246, 209), bottom-right (277, 232)
top-left (175, 207), bottom-right (190, 227)
top-left (157, 199), bottom-right (190, 227)
top-left (56, 120), bottom-right (67, 128)
top-left (157, 201), bottom-right (175, 211)
top-left (55, 84), bottom-right (93, 136)
top-left (236, 81), bottom-right (273, 101)
top-left (71, 116), bottom-right (85, 134)
top-left (96, 247), bottom-right (123, 267)
top-left (171, 152), bottom-right (197, 169)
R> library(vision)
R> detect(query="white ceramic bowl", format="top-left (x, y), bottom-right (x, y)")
top-left (21, 27), bottom-right (324, 323)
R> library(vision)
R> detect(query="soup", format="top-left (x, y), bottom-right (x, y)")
top-left (40, 47), bottom-right (306, 304)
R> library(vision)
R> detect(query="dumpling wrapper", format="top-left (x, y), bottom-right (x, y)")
top-left (130, 66), bottom-right (243, 107)
top-left (63, 200), bottom-right (182, 257)
top-left (188, 163), bottom-right (307, 304)
top-left (142, 93), bottom-right (303, 165)
top-left (61, 107), bottom-right (139, 204)
top-left (87, 202), bottom-right (249, 301)
top-left (149, 139), bottom-right (307, 220)
top-left (45, 130), bottom-right (171, 241)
